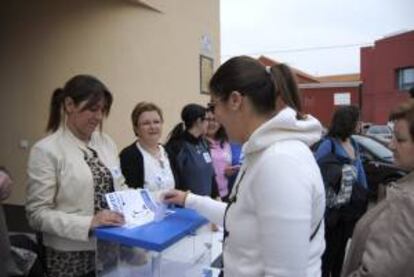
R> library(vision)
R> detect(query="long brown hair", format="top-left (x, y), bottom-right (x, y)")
top-left (46, 75), bottom-right (113, 132)
top-left (209, 56), bottom-right (304, 119)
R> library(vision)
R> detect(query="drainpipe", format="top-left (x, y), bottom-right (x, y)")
top-left (358, 83), bottom-right (363, 119)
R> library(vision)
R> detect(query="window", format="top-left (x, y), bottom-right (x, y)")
top-left (396, 67), bottom-right (414, 90)
top-left (334, 92), bottom-right (351, 105)
top-left (367, 125), bottom-right (391, 135)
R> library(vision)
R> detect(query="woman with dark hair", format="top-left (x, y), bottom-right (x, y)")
top-left (165, 104), bottom-right (218, 198)
top-left (26, 75), bottom-right (125, 277)
top-left (342, 100), bottom-right (414, 276)
top-left (164, 56), bottom-right (325, 277)
top-left (119, 102), bottom-right (175, 196)
top-left (205, 109), bottom-right (236, 202)
top-left (314, 105), bottom-right (368, 277)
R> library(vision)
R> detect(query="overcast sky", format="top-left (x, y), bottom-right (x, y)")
top-left (220, 0), bottom-right (414, 76)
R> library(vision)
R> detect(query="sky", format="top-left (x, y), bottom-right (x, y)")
top-left (220, 0), bottom-right (414, 76)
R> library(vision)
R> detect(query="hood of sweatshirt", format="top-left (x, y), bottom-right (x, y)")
top-left (244, 107), bottom-right (322, 155)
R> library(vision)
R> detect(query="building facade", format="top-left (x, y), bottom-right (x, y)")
top-left (300, 82), bottom-right (361, 127)
top-left (259, 30), bottom-right (414, 126)
top-left (258, 56), bottom-right (361, 127)
top-left (361, 30), bottom-right (414, 123)
top-left (0, 0), bottom-right (220, 204)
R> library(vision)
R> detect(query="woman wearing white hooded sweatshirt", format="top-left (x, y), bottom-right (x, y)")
top-left (164, 56), bottom-right (325, 277)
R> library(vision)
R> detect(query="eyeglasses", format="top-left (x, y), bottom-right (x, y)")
top-left (207, 102), bottom-right (216, 113)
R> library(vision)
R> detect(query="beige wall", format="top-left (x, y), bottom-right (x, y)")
top-left (0, 0), bottom-right (220, 204)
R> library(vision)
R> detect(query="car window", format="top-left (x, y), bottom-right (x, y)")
top-left (359, 147), bottom-right (375, 161)
top-left (368, 125), bottom-right (391, 135)
top-left (352, 135), bottom-right (393, 161)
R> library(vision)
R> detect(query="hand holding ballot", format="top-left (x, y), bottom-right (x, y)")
top-left (91, 210), bottom-right (125, 228)
top-left (224, 164), bottom-right (241, 177)
top-left (162, 189), bottom-right (188, 207)
top-left (105, 189), bottom-right (171, 228)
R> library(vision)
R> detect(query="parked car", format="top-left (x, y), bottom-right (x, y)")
top-left (352, 134), bottom-right (407, 199)
top-left (365, 125), bottom-right (393, 144)
top-left (360, 122), bottom-right (373, 135)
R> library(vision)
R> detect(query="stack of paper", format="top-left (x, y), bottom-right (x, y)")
top-left (105, 189), bottom-right (160, 228)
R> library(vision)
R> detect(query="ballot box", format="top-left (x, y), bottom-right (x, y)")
top-left (94, 208), bottom-right (213, 277)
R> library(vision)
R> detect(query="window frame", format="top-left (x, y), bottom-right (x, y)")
top-left (396, 67), bottom-right (414, 91)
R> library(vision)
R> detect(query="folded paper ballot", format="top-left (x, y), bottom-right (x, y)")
top-left (105, 189), bottom-right (171, 228)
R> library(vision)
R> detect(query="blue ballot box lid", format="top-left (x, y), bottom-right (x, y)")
top-left (94, 208), bottom-right (208, 252)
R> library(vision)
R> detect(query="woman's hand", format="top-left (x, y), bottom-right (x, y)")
top-left (224, 165), bottom-right (240, 177)
top-left (90, 210), bottom-right (125, 229)
top-left (162, 189), bottom-right (188, 206)
top-left (211, 223), bottom-right (219, 232)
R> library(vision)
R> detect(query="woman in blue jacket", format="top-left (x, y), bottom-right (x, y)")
top-left (165, 104), bottom-right (218, 198)
top-left (314, 105), bottom-right (368, 277)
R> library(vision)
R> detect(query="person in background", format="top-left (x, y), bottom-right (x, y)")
top-left (0, 168), bottom-right (43, 277)
top-left (341, 100), bottom-right (414, 276)
top-left (120, 102), bottom-right (175, 197)
top-left (165, 104), bottom-right (218, 198)
top-left (26, 75), bottom-right (125, 277)
top-left (205, 109), bottom-right (235, 202)
top-left (164, 56), bottom-right (325, 277)
top-left (227, 142), bottom-right (243, 193)
top-left (0, 167), bottom-right (12, 201)
top-left (314, 105), bottom-right (368, 277)
top-left (409, 87), bottom-right (414, 98)
top-left (0, 167), bottom-right (18, 277)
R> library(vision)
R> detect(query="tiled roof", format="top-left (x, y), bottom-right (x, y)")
top-left (258, 56), bottom-right (320, 84)
top-left (317, 73), bottom-right (360, 83)
top-left (258, 55), bottom-right (360, 85)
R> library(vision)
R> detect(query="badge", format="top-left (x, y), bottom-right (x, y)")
top-left (110, 166), bottom-right (123, 179)
top-left (203, 152), bottom-right (212, 163)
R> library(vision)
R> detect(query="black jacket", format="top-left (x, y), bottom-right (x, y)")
top-left (119, 142), bottom-right (177, 189)
top-left (165, 132), bottom-right (219, 198)
top-left (119, 142), bottom-right (145, 188)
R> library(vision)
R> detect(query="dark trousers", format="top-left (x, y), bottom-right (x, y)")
top-left (322, 215), bottom-right (357, 277)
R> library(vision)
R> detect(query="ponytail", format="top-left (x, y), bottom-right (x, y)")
top-left (46, 88), bottom-right (65, 132)
top-left (269, 64), bottom-right (305, 120)
top-left (45, 75), bottom-right (113, 133)
top-left (166, 122), bottom-right (185, 145)
top-left (209, 56), bottom-right (305, 118)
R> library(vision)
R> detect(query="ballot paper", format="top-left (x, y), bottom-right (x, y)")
top-left (105, 189), bottom-right (162, 228)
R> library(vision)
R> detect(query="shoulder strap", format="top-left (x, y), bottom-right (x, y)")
top-left (328, 137), bottom-right (336, 155)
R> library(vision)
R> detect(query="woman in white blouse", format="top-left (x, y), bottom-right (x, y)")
top-left (120, 102), bottom-right (175, 196)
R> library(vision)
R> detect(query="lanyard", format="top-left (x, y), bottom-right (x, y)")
top-left (223, 169), bottom-right (246, 244)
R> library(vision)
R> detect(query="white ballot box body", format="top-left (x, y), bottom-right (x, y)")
top-left (94, 208), bottom-right (214, 277)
